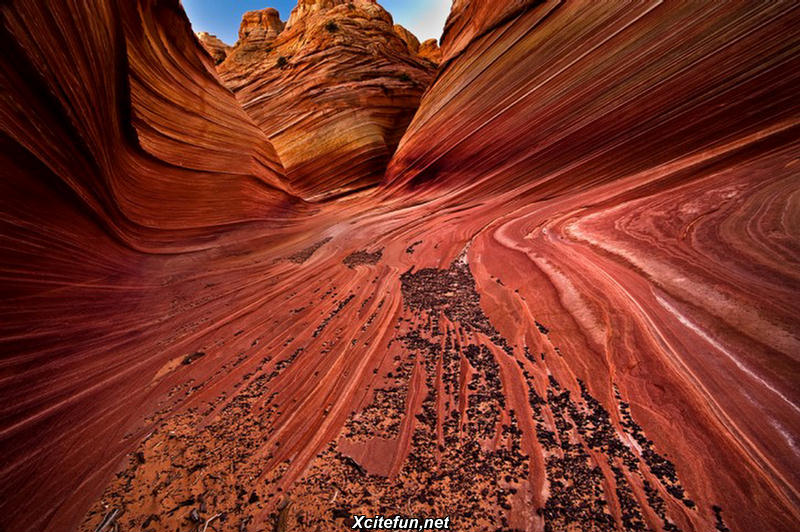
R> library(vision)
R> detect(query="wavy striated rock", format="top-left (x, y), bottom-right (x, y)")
top-left (437, 0), bottom-right (536, 63)
top-left (1, 1), bottom-right (798, 532)
top-left (196, 31), bottom-right (231, 64)
top-left (0, 0), bottom-right (302, 530)
top-left (380, 1), bottom-right (800, 530)
top-left (1, 0), bottom-right (300, 250)
top-left (218, 0), bottom-right (435, 200)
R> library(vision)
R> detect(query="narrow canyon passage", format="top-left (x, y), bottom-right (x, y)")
top-left (1, 1), bottom-right (798, 531)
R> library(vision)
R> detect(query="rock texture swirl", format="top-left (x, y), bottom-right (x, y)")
top-left (0, 1), bottom-right (798, 532)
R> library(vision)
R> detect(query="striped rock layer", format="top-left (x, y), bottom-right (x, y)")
top-left (0, 1), bottom-right (798, 532)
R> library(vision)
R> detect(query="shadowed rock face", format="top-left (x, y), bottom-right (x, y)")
top-left (218, 0), bottom-right (435, 201)
top-left (1, 1), bottom-right (799, 532)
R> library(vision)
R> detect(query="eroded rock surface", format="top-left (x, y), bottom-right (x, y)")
top-left (218, 0), bottom-right (435, 200)
top-left (1, 1), bottom-right (798, 532)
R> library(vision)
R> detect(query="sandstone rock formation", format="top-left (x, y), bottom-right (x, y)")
top-left (393, 25), bottom-right (440, 64)
top-left (393, 23), bottom-right (420, 53)
top-left (438, 0), bottom-right (535, 63)
top-left (196, 31), bottom-right (231, 64)
top-left (218, 0), bottom-right (435, 200)
top-left (2, 0), bottom-right (299, 251)
top-left (0, 0), bottom-right (304, 528)
top-left (390, 24), bottom-right (443, 65)
top-left (417, 38), bottom-right (442, 64)
top-left (226, 7), bottom-right (285, 64)
top-left (1, 1), bottom-right (798, 532)
top-left (381, 3), bottom-right (800, 531)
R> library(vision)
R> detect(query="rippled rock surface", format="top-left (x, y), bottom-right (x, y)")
top-left (1, 1), bottom-right (798, 532)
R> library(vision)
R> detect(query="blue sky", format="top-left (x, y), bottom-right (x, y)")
top-left (181, 0), bottom-right (451, 46)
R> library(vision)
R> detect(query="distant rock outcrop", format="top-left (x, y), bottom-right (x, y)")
top-left (285, 0), bottom-right (345, 28)
top-left (393, 23), bottom-right (420, 53)
top-left (226, 8), bottom-right (285, 63)
top-left (218, 0), bottom-right (435, 200)
top-left (417, 38), bottom-right (442, 64)
top-left (196, 31), bottom-right (231, 64)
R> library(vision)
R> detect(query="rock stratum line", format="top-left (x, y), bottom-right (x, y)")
top-left (0, 0), bottom-right (798, 531)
